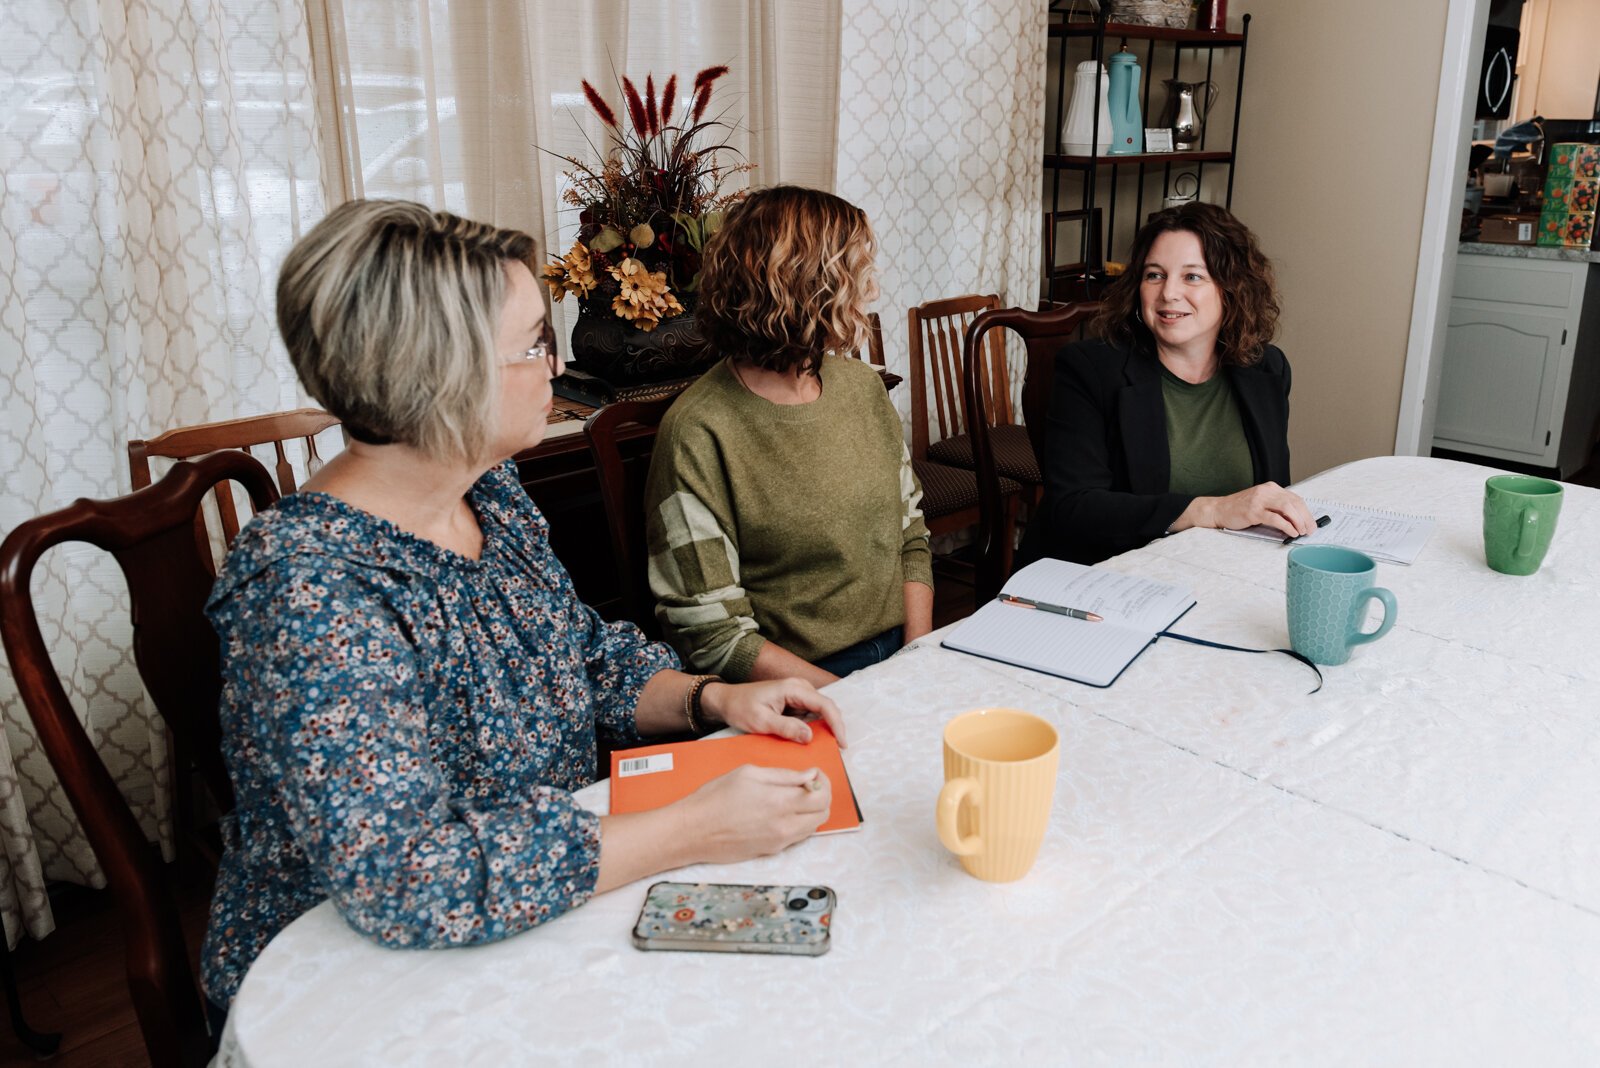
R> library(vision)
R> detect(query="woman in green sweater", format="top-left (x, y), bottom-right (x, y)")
top-left (644, 186), bottom-right (932, 687)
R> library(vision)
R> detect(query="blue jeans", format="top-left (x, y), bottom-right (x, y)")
top-left (814, 626), bottom-right (903, 678)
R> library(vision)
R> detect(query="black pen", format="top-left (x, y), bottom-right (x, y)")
top-left (1282, 514), bottom-right (1332, 545)
top-left (998, 594), bottom-right (1103, 622)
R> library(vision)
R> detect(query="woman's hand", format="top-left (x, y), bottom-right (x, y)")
top-left (597, 765), bottom-right (831, 890)
top-left (1176, 481), bottom-right (1315, 539)
top-left (701, 678), bottom-right (848, 747)
top-left (674, 765), bottom-right (833, 864)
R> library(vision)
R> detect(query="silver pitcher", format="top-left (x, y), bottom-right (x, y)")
top-left (1159, 80), bottom-right (1219, 151)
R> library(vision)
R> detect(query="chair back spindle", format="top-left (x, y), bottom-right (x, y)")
top-left (908, 294), bottom-right (1005, 459)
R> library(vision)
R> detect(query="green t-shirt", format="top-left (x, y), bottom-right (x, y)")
top-left (1161, 365), bottom-right (1255, 498)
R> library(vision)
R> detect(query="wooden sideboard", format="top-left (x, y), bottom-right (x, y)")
top-left (513, 411), bottom-right (649, 621)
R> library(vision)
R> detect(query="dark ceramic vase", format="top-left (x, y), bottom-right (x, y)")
top-left (567, 303), bottom-right (713, 387)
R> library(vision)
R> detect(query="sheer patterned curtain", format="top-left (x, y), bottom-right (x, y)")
top-left (0, 0), bottom-right (324, 946)
top-left (309, 0), bottom-right (841, 339)
top-left (0, 0), bottom-right (838, 947)
top-left (835, 0), bottom-right (1046, 433)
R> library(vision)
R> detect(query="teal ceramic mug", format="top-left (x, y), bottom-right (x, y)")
top-left (1286, 546), bottom-right (1398, 666)
top-left (1483, 475), bottom-right (1563, 576)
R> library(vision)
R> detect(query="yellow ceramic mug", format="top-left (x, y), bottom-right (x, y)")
top-left (936, 708), bottom-right (1059, 882)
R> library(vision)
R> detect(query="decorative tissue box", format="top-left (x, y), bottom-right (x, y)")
top-left (1544, 143), bottom-right (1599, 182)
top-left (1537, 144), bottom-right (1599, 248)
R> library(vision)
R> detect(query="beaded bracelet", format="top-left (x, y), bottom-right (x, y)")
top-left (683, 675), bottom-right (720, 734)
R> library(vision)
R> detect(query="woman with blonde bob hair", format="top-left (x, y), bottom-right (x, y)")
top-left (644, 185), bottom-right (932, 687)
top-left (200, 198), bottom-right (847, 1017)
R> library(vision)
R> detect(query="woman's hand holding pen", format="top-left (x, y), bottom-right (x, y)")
top-left (598, 764), bottom-right (831, 891)
top-left (1173, 481), bottom-right (1316, 540)
top-left (676, 765), bottom-right (833, 864)
top-left (683, 678), bottom-right (843, 861)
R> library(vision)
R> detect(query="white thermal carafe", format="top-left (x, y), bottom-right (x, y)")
top-left (1060, 60), bottom-right (1111, 155)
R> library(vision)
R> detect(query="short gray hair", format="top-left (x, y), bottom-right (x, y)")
top-left (276, 199), bottom-right (538, 461)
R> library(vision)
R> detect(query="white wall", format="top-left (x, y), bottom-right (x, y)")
top-left (1227, 0), bottom-right (1453, 478)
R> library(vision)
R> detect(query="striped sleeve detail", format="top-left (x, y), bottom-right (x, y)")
top-left (898, 441), bottom-right (933, 589)
top-left (899, 440), bottom-right (926, 531)
top-left (646, 490), bottom-right (763, 677)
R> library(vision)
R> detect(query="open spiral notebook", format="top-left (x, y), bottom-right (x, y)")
top-left (1222, 498), bottom-right (1436, 564)
top-left (941, 559), bottom-right (1196, 687)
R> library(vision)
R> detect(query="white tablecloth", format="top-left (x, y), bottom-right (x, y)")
top-left (217, 457), bottom-right (1600, 1065)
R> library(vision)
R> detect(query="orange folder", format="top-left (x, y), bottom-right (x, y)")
top-left (609, 724), bottom-right (863, 834)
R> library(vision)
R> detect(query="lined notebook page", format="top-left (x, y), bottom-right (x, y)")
top-left (1002, 558), bottom-right (1196, 631)
top-left (942, 601), bottom-right (1158, 687)
top-left (942, 560), bottom-right (1196, 687)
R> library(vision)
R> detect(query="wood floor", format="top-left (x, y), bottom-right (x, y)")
top-left (1, 864), bottom-right (213, 1067)
top-left (3, 444), bottom-right (1593, 1067)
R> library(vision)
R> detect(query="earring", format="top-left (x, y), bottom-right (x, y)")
top-left (1135, 308), bottom-right (1143, 324)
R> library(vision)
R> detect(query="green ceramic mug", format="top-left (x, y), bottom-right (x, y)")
top-left (1286, 545), bottom-right (1398, 666)
top-left (1483, 475), bottom-right (1563, 576)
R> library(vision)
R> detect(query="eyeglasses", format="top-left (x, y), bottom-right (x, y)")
top-left (508, 319), bottom-right (563, 376)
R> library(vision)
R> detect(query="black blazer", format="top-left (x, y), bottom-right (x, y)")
top-left (1025, 339), bottom-right (1293, 565)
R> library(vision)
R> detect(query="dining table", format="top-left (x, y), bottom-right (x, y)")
top-left (215, 455), bottom-right (1600, 1064)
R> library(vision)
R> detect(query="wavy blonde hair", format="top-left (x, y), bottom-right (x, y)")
top-left (276, 199), bottom-right (538, 461)
top-left (696, 185), bottom-right (878, 375)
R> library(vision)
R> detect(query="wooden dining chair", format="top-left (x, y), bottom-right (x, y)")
top-left (906, 296), bottom-right (1025, 545)
top-left (962, 303), bottom-right (1100, 603)
top-left (129, 408), bottom-right (339, 572)
top-left (909, 295), bottom-right (1000, 466)
top-left (911, 294), bottom-right (1046, 503)
top-left (847, 312), bottom-right (907, 395)
top-left (583, 397), bottom-right (677, 638)
top-left (0, 451), bottom-right (278, 1068)
top-left (852, 311), bottom-right (886, 368)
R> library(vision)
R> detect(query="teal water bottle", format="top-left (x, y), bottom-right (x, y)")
top-left (1107, 51), bottom-right (1143, 155)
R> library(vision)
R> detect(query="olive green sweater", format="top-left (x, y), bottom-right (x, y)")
top-left (644, 355), bottom-right (933, 680)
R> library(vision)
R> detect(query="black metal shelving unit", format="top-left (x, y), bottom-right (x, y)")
top-left (1044, 5), bottom-right (1251, 304)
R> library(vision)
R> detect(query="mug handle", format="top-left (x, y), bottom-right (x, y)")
top-left (1516, 506), bottom-right (1540, 559)
top-left (936, 777), bottom-right (982, 857)
top-left (1347, 587), bottom-right (1397, 647)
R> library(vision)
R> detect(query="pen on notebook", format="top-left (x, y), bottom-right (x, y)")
top-left (998, 594), bottom-right (1103, 622)
top-left (1282, 514), bottom-right (1332, 545)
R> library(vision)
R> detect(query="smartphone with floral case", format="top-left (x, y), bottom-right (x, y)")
top-left (632, 881), bottom-right (834, 955)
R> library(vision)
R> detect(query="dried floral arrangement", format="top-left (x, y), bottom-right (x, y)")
top-left (543, 66), bottom-right (752, 331)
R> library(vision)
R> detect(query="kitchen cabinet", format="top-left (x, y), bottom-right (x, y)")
top-left (1433, 252), bottom-right (1600, 475)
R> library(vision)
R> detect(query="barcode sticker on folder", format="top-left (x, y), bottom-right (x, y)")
top-left (617, 753), bottom-right (674, 778)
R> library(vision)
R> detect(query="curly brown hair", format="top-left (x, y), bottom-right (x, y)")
top-left (695, 185), bottom-right (878, 375)
top-left (1093, 201), bottom-right (1280, 367)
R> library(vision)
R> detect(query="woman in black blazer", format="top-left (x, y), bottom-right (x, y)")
top-left (1029, 203), bottom-right (1315, 565)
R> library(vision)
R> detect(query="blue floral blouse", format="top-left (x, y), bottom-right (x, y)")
top-left (200, 460), bottom-right (678, 1006)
